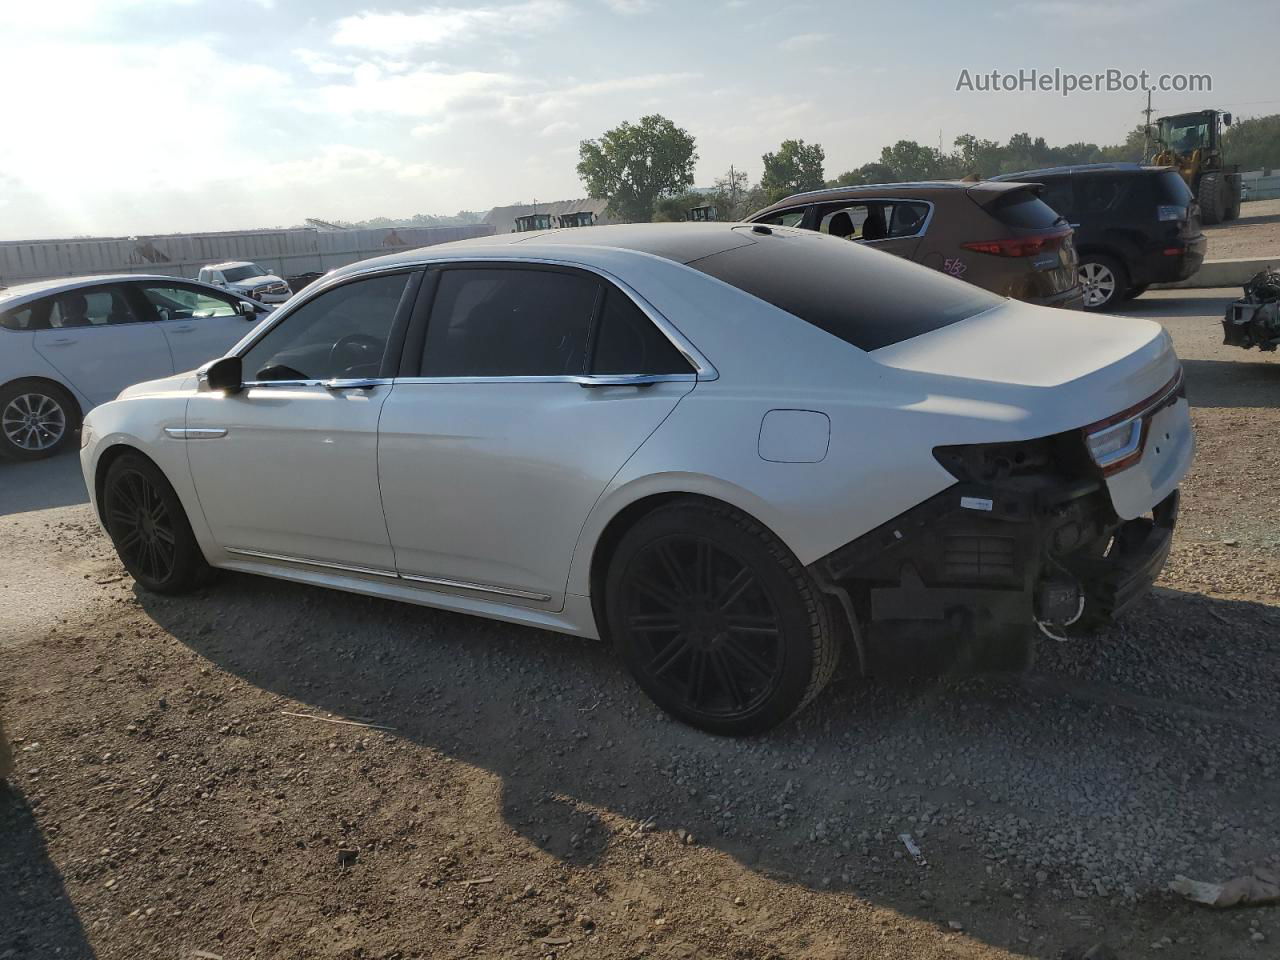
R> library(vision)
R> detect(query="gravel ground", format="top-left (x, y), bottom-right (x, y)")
top-left (2, 289), bottom-right (1278, 960)
top-left (1204, 199), bottom-right (1280, 261)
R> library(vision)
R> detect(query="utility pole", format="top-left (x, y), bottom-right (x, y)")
top-left (1142, 91), bottom-right (1155, 162)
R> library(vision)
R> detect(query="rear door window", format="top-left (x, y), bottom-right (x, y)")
top-left (49, 286), bottom-right (141, 327)
top-left (687, 229), bottom-right (1002, 352)
top-left (421, 267), bottom-right (599, 377)
top-left (590, 289), bottom-right (692, 375)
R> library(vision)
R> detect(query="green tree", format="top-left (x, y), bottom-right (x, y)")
top-left (576, 115), bottom-right (698, 222)
top-left (761, 139), bottom-right (826, 202)
top-left (1222, 114), bottom-right (1280, 172)
top-left (877, 140), bottom-right (960, 181)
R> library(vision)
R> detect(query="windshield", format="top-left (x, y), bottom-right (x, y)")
top-left (222, 264), bottom-right (268, 283)
top-left (1158, 117), bottom-right (1211, 152)
top-left (687, 229), bottom-right (1002, 352)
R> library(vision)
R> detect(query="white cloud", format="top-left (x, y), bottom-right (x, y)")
top-left (779, 32), bottom-right (831, 52)
top-left (601, 0), bottom-right (656, 13)
top-left (332, 1), bottom-right (569, 55)
top-left (253, 146), bottom-right (459, 189)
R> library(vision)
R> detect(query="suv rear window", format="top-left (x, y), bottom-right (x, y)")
top-left (989, 189), bottom-right (1064, 228)
top-left (687, 229), bottom-right (1003, 352)
top-left (1153, 170), bottom-right (1194, 205)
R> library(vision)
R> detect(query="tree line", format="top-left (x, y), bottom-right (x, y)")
top-left (576, 113), bottom-right (1280, 222)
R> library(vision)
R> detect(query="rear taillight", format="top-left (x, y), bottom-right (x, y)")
top-left (961, 225), bottom-right (1071, 258)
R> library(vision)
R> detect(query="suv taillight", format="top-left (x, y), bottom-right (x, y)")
top-left (961, 225), bottom-right (1072, 258)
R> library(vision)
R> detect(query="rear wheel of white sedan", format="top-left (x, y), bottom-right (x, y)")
top-left (102, 453), bottom-right (209, 594)
top-left (606, 499), bottom-right (839, 736)
top-left (0, 380), bottom-right (79, 461)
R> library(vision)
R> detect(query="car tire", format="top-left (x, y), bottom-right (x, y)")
top-left (1224, 181), bottom-right (1242, 221)
top-left (1198, 174), bottom-right (1224, 225)
top-left (1078, 254), bottom-right (1128, 311)
top-left (102, 453), bottom-right (210, 594)
top-left (605, 498), bottom-right (839, 736)
top-left (0, 379), bottom-right (80, 462)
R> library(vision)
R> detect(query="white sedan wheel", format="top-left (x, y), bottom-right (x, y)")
top-left (2, 390), bottom-right (67, 453)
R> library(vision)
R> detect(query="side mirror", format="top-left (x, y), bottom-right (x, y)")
top-left (204, 356), bottom-right (243, 394)
top-left (237, 300), bottom-right (258, 319)
top-left (1223, 112), bottom-right (1232, 126)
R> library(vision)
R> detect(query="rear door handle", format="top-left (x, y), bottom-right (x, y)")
top-left (169, 325), bottom-right (195, 334)
top-left (48, 337), bottom-right (77, 346)
top-left (322, 378), bottom-right (385, 391)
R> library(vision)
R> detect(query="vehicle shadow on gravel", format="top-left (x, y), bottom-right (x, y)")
top-left (1112, 295), bottom-right (1233, 319)
top-left (1181, 357), bottom-right (1280, 408)
top-left (137, 575), bottom-right (1280, 957)
top-left (0, 786), bottom-right (97, 959)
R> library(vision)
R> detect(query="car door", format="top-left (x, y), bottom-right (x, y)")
top-left (132, 281), bottom-right (262, 372)
top-left (377, 263), bottom-right (698, 609)
top-left (184, 269), bottom-right (420, 571)
top-left (31, 284), bottom-right (173, 408)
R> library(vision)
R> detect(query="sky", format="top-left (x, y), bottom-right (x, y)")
top-left (2, 0), bottom-right (1278, 239)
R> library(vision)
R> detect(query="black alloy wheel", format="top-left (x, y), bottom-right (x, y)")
top-left (624, 535), bottom-right (784, 719)
top-left (102, 453), bottom-right (208, 593)
top-left (607, 499), bottom-right (839, 736)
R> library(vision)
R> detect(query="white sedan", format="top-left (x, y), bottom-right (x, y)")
top-left (0, 275), bottom-right (270, 460)
top-left (80, 224), bottom-right (1194, 734)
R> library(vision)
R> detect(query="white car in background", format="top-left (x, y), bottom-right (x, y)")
top-left (80, 224), bottom-right (1193, 734)
top-left (198, 261), bottom-right (292, 304)
top-left (0, 275), bottom-right (270, 460)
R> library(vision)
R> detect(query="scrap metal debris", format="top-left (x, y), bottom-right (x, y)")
top-left (1222, 268), bottom-right (1280, 351)
top-left (899, 832), bottom-right (928, 867)
top-left (1170, 868), bottom-right (1280, 907)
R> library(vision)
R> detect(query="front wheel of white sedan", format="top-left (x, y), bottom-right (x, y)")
top-left (102, 453), bottom-right (210, 594)
top-left (606, 499), bottom-right (840, 736)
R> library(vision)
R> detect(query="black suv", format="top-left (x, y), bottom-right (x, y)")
top-left (993, 163), bottom-right (1206, 311)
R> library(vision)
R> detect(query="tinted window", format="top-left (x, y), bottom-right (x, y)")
top-left (591, 289), bottom-right (692, 375)
top-left (1153, 170), bottom-right (1195, 205)
top-left (141, 284), bottom-right (238, 321)
top-left (222, 264), bottom-right (267, 282)
top-left (49, 286), bottom-right (140, 327)
top-left (422, 268), bottom-right (598, 377)
top-left (687, 231), bottom-right (1002, 352)
top-left (754, 208), bottom-right (807, 228)
top-left (990, 189), bottom-right (1063, 228)
top-left (240, 272), bottom-right (410, 382)
top-left (1076, 176), bottom-right (1129, 215)
top-left (0, 303), bottom-right (46, 331)
top-left (1037, 178), bottom-right (1075, 219)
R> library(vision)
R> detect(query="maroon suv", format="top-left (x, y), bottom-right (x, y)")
top-left (747, 181), bottom-right (1084, 309)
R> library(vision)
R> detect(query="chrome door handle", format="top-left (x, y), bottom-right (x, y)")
top-left (322, 377), bottom-right (384, 391)
top-left (571, 374), bottom-right (670, 388)
top-left (48, 337), bottom-right (77, 346)
top-left (170, 325), bottom-right (195, 334)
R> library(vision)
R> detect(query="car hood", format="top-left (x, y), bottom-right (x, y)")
top-left (870, 299), bottom-right (1179, 429)
top-left (228, 274), bottom-right (285, 289)
top-left (117, 370), bottom-right (199, 401)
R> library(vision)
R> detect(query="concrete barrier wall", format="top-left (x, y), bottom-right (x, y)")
top-left (0, 224), bottom-right (496, 288)
top-left (1242, 174), bottom-right (1280, 201)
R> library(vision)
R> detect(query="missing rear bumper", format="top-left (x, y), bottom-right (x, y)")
top-left (812, 436), bottom-right (1179, 665)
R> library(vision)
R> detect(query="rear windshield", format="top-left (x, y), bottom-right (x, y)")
top-left (1153, 170), bottom-right (1194, 205)
top-left (687, 229), bottom-right (1003, 352)
top-left (989, 189), bottom-right (1064, 229)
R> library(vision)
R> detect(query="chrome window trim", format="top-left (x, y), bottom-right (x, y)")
top-left (223, 546), bottom-right (552, 602)
top-left (230, 257), bottom-right (718, 382)
top-left (392, 373), bottom-right (697, 386)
